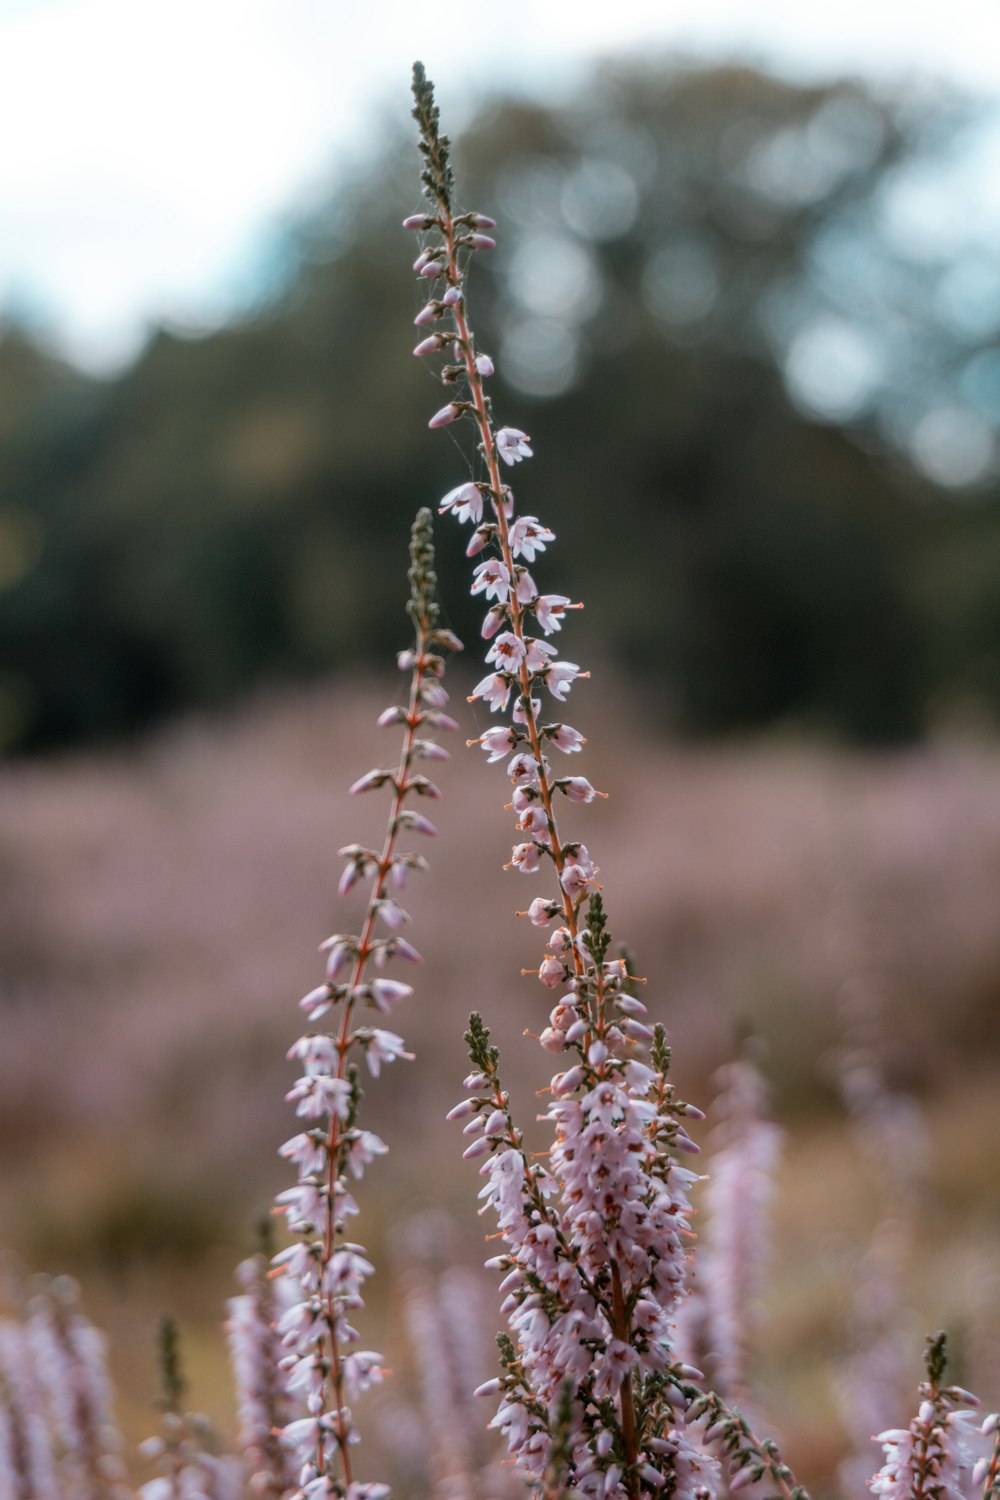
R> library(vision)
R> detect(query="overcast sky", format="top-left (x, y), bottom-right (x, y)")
top-left (1, 0), bottom-right (998, 371)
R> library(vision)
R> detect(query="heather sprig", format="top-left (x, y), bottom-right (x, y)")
top-left (406, 62), bottom-right (811, 1500)
top-left (273, 507), bottom-right (459, 1499)
top-left (869, 1333), bottom-right (985, 1500)
top-left (139, 1315), bottom-right (241, 1500)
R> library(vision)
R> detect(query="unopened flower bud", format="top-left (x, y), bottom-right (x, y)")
top-left (429, 403), bottom-right (462, 429)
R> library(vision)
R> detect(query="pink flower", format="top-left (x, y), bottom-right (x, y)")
top-left (487, 632), bottom-right (527, 669)
top-left (547, 724), bottom-right (585, 753)
top-left (496, 427), bottom-right (533, 466)
top-left (439, 482), bottom-right (483, 524)
top-left (509, 516), bottom-right (554, 561)
top-left (364, 1030), bottom-right (414, 1076)
top-left (544, 661), bottom-right (584, 701)
top-left (471, 559), bottom-right (511, 600)
top-left (470, 672), bottom-right (512, 713)
top-left (524, 637), bottom-right (557, 672)
top-left (475, 353), bottom-right (495, 376)
top-left (511, 841), bottom-right (543, 873)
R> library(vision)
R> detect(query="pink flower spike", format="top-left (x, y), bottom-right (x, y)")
top-left (443, 285), bottom-right (462, 305)
top-left (429, 402), bottom-right (462, 428)
top-left (496, 427), bottom-right (533, 466)
top-left (475, 353), bottom-right (495, 376)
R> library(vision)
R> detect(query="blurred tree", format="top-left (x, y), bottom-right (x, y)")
top-left (0, 62), bottom-right (997, 752)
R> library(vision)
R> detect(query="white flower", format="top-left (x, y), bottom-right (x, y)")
top-left (496, 427), bottom-right (533, 465)
top-left (477, 725), bottom-right (516, 761)
top-left (471, 559), bottom-right (512, 600)
top-left (544, 661), bottom-right (584, 701)
top-left (363, 1029), bottom-right (413, 1077)
top-left (486, 632), bottom-right (528, 669)
top-left (439, 482), bottom-right (483, 524)
top-left (509, 515), bottom-right (554, 560)
top-left (534, 594), bottom-right (573, 633)
top-left (470, 672), bottom-right (513, 713)
top-left (511, 841), bottom-right (543, 873)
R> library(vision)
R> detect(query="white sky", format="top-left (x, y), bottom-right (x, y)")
top-left (1, 0), bottom-right (998, 372)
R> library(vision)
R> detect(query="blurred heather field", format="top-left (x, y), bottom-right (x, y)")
top-left (2, 677), bottom-right (1000, 1491)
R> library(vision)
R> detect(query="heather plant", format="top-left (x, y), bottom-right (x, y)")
top-left (3, 58), bottom-right (1000, 1500)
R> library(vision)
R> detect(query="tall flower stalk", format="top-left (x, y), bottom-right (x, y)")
top-left (406, 62), bottom-right (803, 1500)
top-left (273, 508), bottom-right (460, 1500)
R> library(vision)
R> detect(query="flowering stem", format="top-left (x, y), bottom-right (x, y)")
top-left (676, 1379), bottom-right (807, 1500)
top-left (320, 632), bottom-right (439, 1481)
top-left (445, 248), bottom-right (588, 975)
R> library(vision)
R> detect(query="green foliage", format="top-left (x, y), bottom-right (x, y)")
top-left (1, 62), bottom-right (997, 753)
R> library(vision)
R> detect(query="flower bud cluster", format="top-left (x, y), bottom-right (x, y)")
top-left (451, 969), bottom-right (709, 1499)
top-left (274, 509), bottom-right (459, 1499)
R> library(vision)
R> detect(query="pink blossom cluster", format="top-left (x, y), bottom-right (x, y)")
top-left (271, 509), bottom-right (460, 1499)
top-left (0, 1275), bottom-right (130, 1500)
top-left (693, 1050), bottom-right (781, 1401)
top-left (226, 1250), bottom-right (301, 1497)
top-left (870, 1337), bottom-right (989, 1500)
